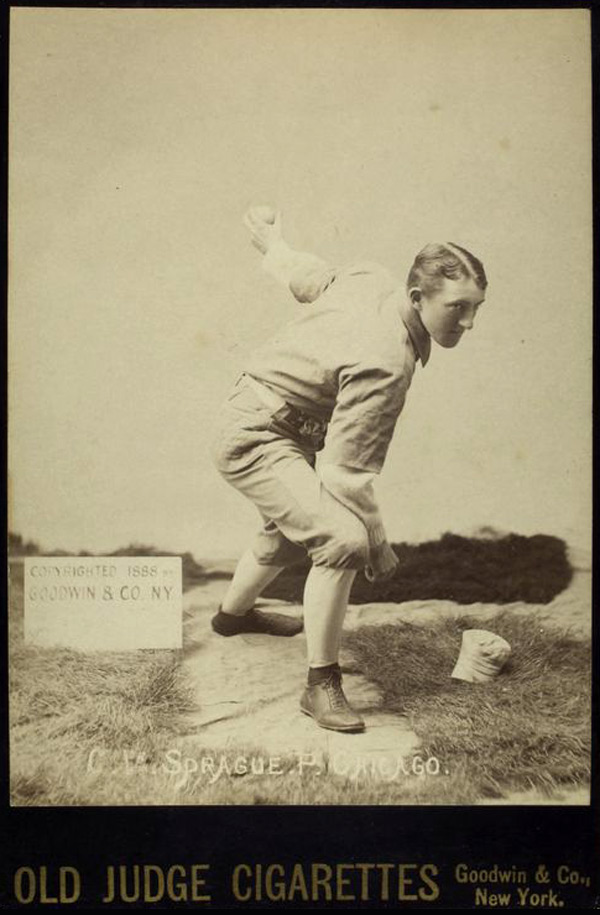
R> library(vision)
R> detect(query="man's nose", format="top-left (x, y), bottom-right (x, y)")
top-left (459, 307), bottom-right (476, 330)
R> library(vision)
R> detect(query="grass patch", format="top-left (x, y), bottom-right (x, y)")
top-left (263, 532), bottom-right (572, 605)
top-left (9, 563), bottom-right (197, 805)
top-left (10, 645), bottom-right (196, 806)
top-left (344, 611), bottom-right (591, 799)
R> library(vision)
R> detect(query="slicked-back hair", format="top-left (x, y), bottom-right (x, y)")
top-left (406, 242), bottom-right (488, 296)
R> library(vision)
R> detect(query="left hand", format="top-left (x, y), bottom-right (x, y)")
top-left (365, 541), bottom-right (399, 583)
top-left (243, 206), bottom-right (283, 255)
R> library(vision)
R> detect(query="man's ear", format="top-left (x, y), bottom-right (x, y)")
top-left (408, 286), bottom-right (423, 311)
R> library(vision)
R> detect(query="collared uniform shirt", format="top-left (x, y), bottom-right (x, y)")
top-left (245, 241), bottom-right (431, 475)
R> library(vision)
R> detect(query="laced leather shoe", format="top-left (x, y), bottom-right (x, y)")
top-left (300, 668), bottom-right (366, 732)
top-left (211, 607), bottom-right (303, 637)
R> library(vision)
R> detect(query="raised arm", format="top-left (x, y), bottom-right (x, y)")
top-left (243, 206), bottom-right (337, 304)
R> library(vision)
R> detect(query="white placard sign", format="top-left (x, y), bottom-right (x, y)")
top-left (24, 557), bottom-right (182, 650)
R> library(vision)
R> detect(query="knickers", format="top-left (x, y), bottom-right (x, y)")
top-left (211, 377), bottom-right (369, 570)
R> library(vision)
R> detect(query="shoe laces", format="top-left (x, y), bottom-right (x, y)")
top-left (324, 671), bottom-right (348, 710)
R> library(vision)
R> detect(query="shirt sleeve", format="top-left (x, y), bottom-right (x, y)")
top-left (320, 359), bottom-right (410, 473)
top-left (262, 239), bottom-right (338, 304)
top-left (319, 465), bottom-right (387, 549)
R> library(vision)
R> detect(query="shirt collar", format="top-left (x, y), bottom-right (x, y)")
top-left (398, 295), bottom-right (431, 366)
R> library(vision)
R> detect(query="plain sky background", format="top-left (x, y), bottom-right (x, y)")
top-left (9, 8), bottom-right (592, 560)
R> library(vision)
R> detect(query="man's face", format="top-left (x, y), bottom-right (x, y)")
top-left (411, 276), bottom-right (485, 348)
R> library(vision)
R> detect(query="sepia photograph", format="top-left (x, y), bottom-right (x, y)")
top-left (7, 4), bottom-right (592, 821)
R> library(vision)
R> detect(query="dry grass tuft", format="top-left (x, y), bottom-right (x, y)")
top-left (344, 610), bottom-right (591, 798)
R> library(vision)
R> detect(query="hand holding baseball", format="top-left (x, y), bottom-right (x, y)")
top-left (243, 205), bottom-right (283, 254)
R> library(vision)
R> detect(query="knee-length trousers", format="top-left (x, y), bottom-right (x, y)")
top-left (210, 376), bottom-right (369, 570)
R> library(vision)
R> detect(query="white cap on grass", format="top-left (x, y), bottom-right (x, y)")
top-left (451, 630), bottom-right (512, 683)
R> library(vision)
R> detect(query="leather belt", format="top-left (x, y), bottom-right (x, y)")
top-left (240, 374), bottom-right (328, 442)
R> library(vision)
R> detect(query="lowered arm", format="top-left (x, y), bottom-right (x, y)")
top-left (318, 358), bottom-right (411, 582)
top-left (319, 464), bottom-right (398, 583)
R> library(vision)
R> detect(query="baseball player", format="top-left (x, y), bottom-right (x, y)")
top-left (210, 207), bottom-right (487, 732)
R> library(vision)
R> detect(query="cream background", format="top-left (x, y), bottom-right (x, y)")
top-left (8, 8), bottom-right (592, 559)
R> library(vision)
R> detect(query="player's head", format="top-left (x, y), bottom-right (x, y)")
top-left (407, 242), bottom-right (487, 298)
top-left (406, 243), bottom-right (488, 348)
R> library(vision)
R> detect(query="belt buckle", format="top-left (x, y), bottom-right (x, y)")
top-left (274, 401), bottom-right (326, 446)
top-left (299, 416), bottom-right (320, 436)
top-left (296, 412), bottom-right (326, 446)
